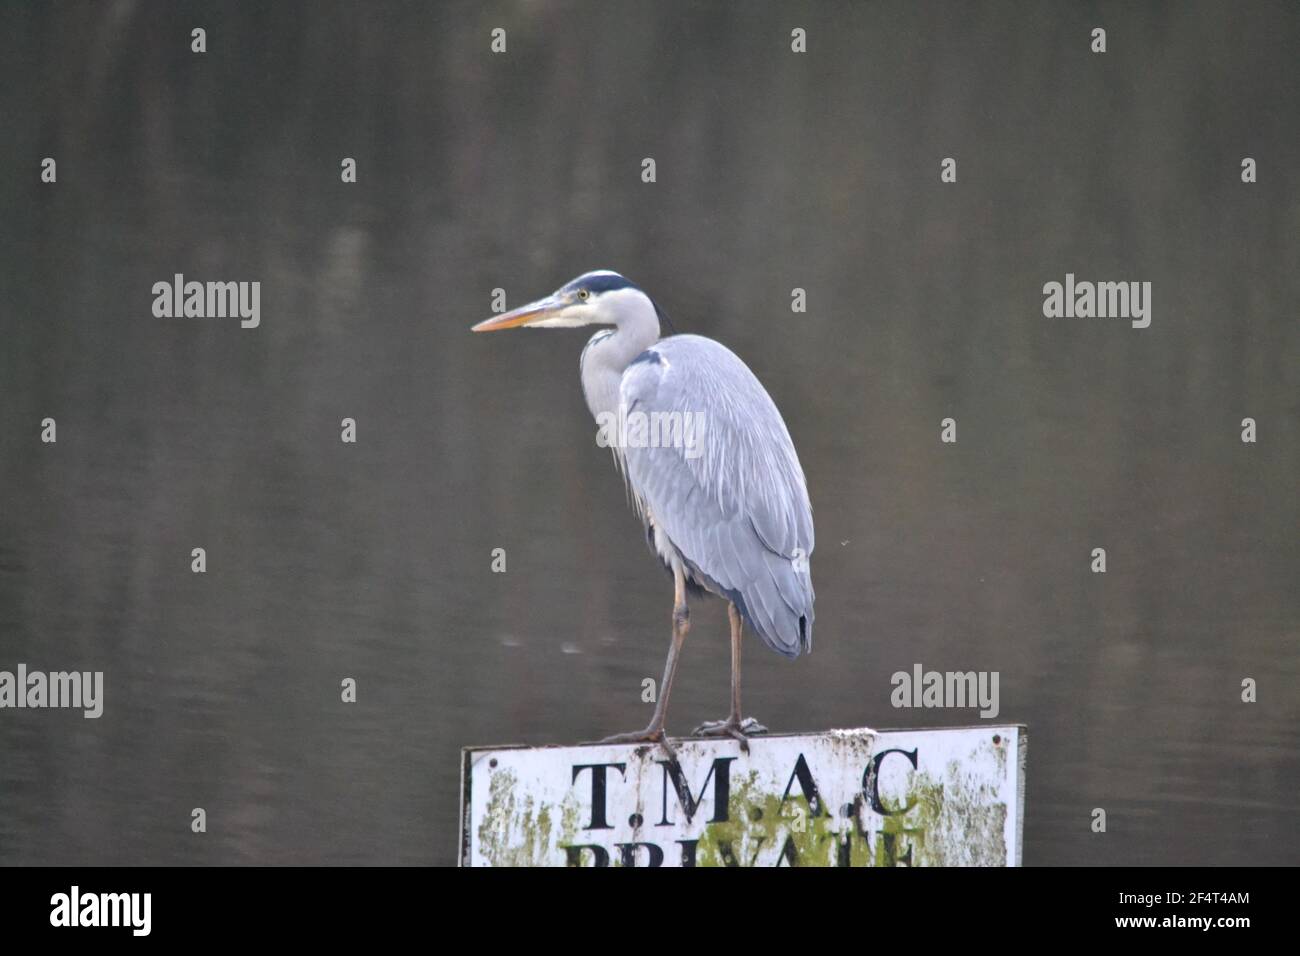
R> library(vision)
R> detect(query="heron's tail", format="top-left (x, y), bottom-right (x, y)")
top-left (736, 551), bottom-right (814, 660)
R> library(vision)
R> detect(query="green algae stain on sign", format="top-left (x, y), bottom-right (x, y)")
top-left (474, 767), bottom-right (584, 867)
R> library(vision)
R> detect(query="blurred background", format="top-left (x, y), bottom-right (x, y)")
top-left (1, 0), bottom-right (1297, 865)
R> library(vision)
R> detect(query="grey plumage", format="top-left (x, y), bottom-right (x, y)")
top-left (617, 334), bottom-right (815, 658)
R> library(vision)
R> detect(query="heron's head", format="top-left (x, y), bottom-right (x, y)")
top-left (472, 270), bottom-right (655, 332)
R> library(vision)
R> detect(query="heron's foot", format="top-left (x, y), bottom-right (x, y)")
top-left (691, 716), bottom-right (768, 752)
top-left (592, 726), bottom-right (676, 759)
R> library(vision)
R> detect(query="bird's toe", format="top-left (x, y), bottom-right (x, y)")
top-left (691, 718), bottom-right (731, 736)
top-left (591, 727), bottom-right (676, 760)
top-left (738, 717), bottom-right (769, 735)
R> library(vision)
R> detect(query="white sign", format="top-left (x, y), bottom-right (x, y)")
top-left (461, 725), bottom-right (1026, 866)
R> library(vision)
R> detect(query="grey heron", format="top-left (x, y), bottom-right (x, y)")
top-left (472, 271), bottom-right (814, 751)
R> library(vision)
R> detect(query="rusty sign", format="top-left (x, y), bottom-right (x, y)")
top-left (461, 725), bottom-right (1026, 866)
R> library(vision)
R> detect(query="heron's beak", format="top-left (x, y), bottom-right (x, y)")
top-left (471, 295), bottom-right (566, 332)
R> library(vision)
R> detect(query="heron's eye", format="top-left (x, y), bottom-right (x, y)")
top-left (577, 289), bottom-right (589, 301)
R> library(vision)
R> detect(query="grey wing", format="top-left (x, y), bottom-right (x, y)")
top-left (619, 335), bottom-right (815, 658)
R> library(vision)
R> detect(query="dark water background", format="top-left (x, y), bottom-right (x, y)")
top-left (1, 1), bottom-right (1297, 865)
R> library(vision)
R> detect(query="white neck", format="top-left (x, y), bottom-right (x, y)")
top-left (579, 288), bottom-right (661, 422)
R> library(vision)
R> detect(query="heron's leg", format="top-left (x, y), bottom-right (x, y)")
top-left (728, 601), bottom-right (742, 720)
top-left (593, 563), bottom-right (689, 757)
top-left (692, 602), bottom-right (768, 752)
